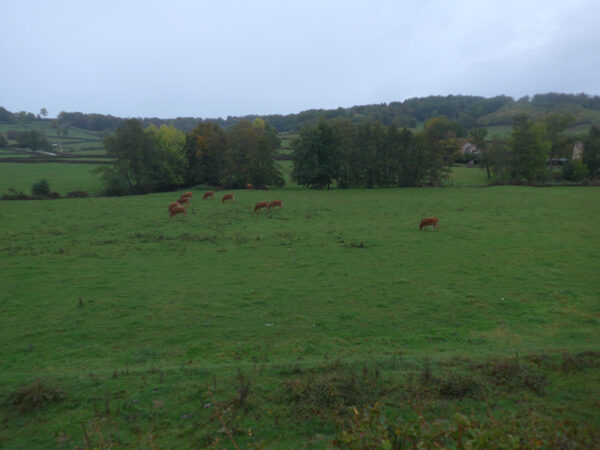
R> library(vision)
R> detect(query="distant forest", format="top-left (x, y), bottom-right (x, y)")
top-left (1, 93), bottom-right (599, 133)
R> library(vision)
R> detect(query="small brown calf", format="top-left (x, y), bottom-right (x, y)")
top-left (222, 193), bottom-right (235, 203)
top-left (254, 201), bottom-right (270, 212)
top-left (203, 191), bottom-right (214, 200)
top-left (419, 217), bottom-right (439, 231)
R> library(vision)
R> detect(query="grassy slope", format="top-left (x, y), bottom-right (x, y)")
top-left (1, 185), bottom-right (599, 447)
top-left (0, 121), bottom-right (104, 154)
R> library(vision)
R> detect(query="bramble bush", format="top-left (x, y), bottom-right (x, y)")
top-left (333, 402), bottom-right (600, 449)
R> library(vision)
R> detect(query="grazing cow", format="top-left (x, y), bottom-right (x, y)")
top-left (419, 217), bottom-right (439, 231)
top-left (203, 191), bottom-right (214, 200)
top-left (176, 197), bottom-right (189, 206)
top-left (269, 200), bottom-right (283, 209)
top-left (254, 201), bottom-right (270, 212)
top-left (169, 205), bottom-right (187, 219)
top-left (246, 183), bottom-right (254, 190)
top-left (168, 202), bottom-right (179, 212)
top-left (222, 193), bottom-right (235, 203)
top-left (181, 191), bottom-right (193, 198)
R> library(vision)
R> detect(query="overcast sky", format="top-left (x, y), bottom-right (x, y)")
top-left (2, 0), bottom-right (599, 119)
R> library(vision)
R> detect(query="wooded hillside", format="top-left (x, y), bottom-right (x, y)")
top-left (2, 93), bottom-right (599, 133)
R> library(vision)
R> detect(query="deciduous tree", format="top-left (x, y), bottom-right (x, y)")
top-left (185, 122), bottom-right (228, 187)
top-left (145, 124), bottom-right (187, 187)
top-left (15, 130), bottom-right (50, 152)
top-left (509, 114), bottom-right (551, 182)
top-left (544, 113), bottom-right (575, 169)
top-left (101, 119), bottom-right (184, 194)
top-left (583, 125), bottom-right (600, 179)
top-left (246, 118), bottom-right (284, 188)
top-left (421, 117), bottom-right (461, 186)
top-left (292, 117), bottom-right (339, 189)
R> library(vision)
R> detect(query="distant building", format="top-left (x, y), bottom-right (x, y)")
top-left (461, 142), bottom-right (481, 156)
top-left (572, 142), bottom-right (584, 161)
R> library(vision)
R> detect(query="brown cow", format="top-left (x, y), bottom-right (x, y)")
top-left (222, 193), bottom-right (235, 203)
top-left (168, 202), bottom-right (179, 212)
top-left (176, 197), bottom-right (190, 206)
top-left (246, 183), bottom-right (254, 190)
top-left (419, 217), bottom-right (439, 231)
top-left (269, 200), bottom-right (283, 209)
top-left (169, 205), bottom-right (187, 218)
top-left (203, 191), bottom-right (214, 200)
top-left (254, 201), bottom-right (270, 212)
top-left (181, 191), bottom-right (193, 198)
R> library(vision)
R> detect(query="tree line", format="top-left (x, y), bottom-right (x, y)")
top-left (94, 111), bottom-right (600, 196)
top-left (3, 93), bottom-right (600, 133)
top-left (97, 118), bottom-right (284, 196)
top-left (291, 117), bottom-right (465, 189)
top-left (291, 114), bottom-right (600, 188)
top-left (474, 115), bottom-right (599, 183)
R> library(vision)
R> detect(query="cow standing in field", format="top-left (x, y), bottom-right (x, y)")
top-left (254, 201), bottom-right (270, 212)
top-left (176, 196), bottom-right (190, 206)
top-left (181, 192), bottom-right (193, 199)
top-left (168, 202), bottom-right (179, 212)
top-left (246, 183), bottom-right (254, 190)
top-left (169, 205), bottom-right (187, 219)
top-left (269, 200), bottom-right (283, 209)
top-left (419, 217), bottom-right (439, 231)
top-left (222, 193), bottom-right (234, 203)
top-left (203, 191), bottom-right (214, 200)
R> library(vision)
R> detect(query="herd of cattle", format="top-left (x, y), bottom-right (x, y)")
top-left (166, 189), bottom-right (438, 230)
top-left (167, 190), bottom-right (284, 219)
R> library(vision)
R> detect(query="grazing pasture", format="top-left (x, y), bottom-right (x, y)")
top-left (1, 186), bottom-right (599, 447)
top-left (445, 164), bottom-right (490, 187)
top-left (0, 162), bottom-right (104, 196)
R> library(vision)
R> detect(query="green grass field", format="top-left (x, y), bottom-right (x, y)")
top-left (1, 184), bottom-right (599, 447)
top-left (446, 165), bottom-right (489, 186)
top-left (0, 162), bottom-right (104, 196)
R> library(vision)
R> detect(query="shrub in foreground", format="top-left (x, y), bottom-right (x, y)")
top-left (4, 380), bottom-right (65, 412)
top-left (31, 178), bottom-right (51, 196)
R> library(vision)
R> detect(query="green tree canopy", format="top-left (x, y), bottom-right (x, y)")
top-left (145, 124), bottom-right (187, 187)
top-left (421, 117), bottom-right (462, 186)
top-left (185, 122), bottom-right (228, 186)
top-left (509, 114), bottom-right (551, 182)
top-left (544, 113), bottom-right (576, 166)
top-left (15, 130), bottom-right (51, 152)
top-left (246, 118), bottom-right (284, 188)
top-left (583, 125), bottom-right (600, 179)
top-left (102, 119), bottom-right (184, 194)
top-left (292, 117), bottom-right (339, 189)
